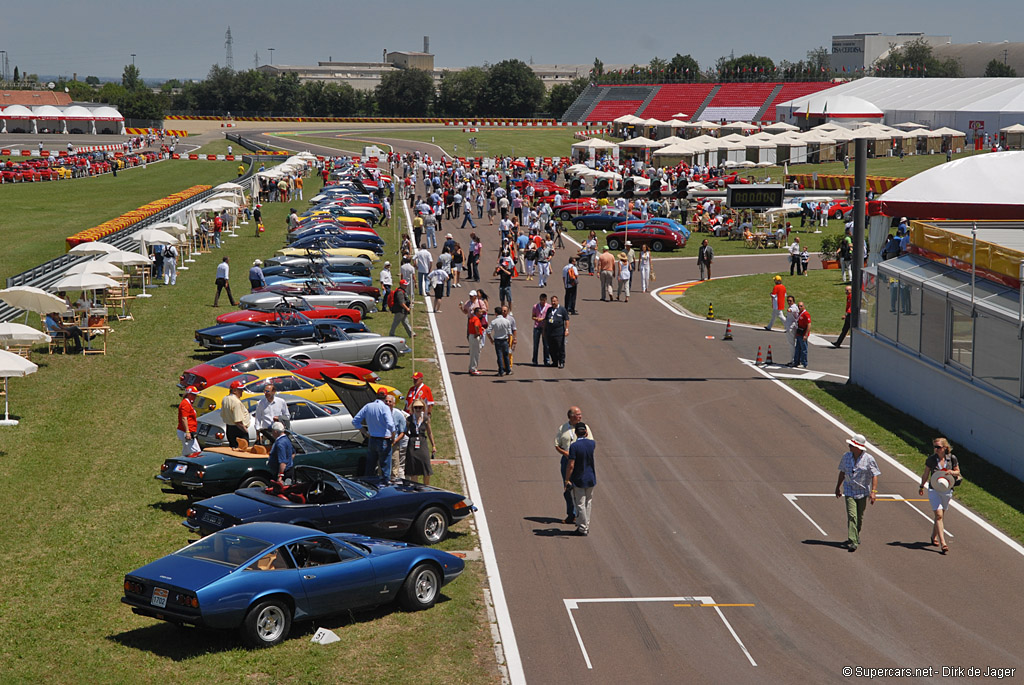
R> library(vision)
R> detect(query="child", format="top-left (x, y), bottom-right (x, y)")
top-left (800, 247), bottom-right (810, 275)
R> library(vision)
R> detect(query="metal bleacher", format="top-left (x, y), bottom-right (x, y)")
top-left (638, 84), bottom-right (717, 121)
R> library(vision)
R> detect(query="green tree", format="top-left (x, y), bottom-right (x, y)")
top-left (120, 90), bottom-right (168, 120)
top-left (716, 54), bottom-right (775, 81)
top-left (480, 59), bottom-right (544, 117)
top-left (85, 75), bottom-right (100, 85)
top-left (437, 66), bottom-right (487, 117)
top-left (122, 63), bottom-right (143, 91)
top-left (97, 82), bottom-right (128, 105)
top-left (546, 77), bottom-right (590, 119)
top-left (160, 79), bottom-right (182, 93)
top-left (985, 59), bottom-right (1017, 77)
top-left (806, 46), bottom-right (831, 75)
top-left (375, 68), bottom-right (435, 116)
top-left (874, 38), bottom-right (962, 77)
top-left (63, 80), bottom-right (96, 100)
top-left (591, 58), bottom-right (604, 82)
top-left (12, 66), bottom-right (19, 83)
top-left (668, 53), bottom-right (701, 81)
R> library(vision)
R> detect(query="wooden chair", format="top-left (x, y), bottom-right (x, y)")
top-left (4, 344), bottom-right (32, 359)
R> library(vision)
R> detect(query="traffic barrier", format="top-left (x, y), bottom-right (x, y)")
top-left (723, 319), bottom-right (733, 340)
top-left (65, 185), bottom-right (210, 250)
top-left (755, 346), bottom-right (763, 365)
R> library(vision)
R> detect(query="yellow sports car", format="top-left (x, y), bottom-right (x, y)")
top-left (193, 369), bottom-right (398, 415)
top-left (295, 213), bottom-right (371, 228)
top-left (275, 246), bottom-right (380, 261)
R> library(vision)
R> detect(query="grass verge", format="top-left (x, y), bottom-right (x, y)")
top-left (675, 269), bottom-right (850, 334)
top-left (787, 379), bottom-right (1024, 544)
top-left (0, 163), bottom-right (498, 683)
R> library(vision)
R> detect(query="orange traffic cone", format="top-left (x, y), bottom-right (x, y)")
top-left (766, 345), bottom-right (774, 365)
top-left (723, 319), bottom-right (733, 341)
top-left (755, 345), bottom-right (763, 365)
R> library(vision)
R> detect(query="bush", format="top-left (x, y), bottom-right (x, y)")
top-left (819, 234), bottom-right (841, 261)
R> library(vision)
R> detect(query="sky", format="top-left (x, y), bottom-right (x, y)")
top-left (3, 0), bottom-right (1022, 81)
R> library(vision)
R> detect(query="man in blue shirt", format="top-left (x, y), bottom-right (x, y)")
top-left (267, 422), bottom-right (295, 484)
top-left (564, 423), bottom-right (597, 536)
top-left (352, 388), bottom-right (396, 478)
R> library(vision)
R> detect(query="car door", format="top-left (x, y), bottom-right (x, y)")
top-left (317, 479), bottom-right (397, 536)
top-left (288, 401), bottom-right (332, 442)
top-left (285, 536), bottom-right (376, 615)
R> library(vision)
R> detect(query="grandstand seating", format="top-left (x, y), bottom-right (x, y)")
top-left (700, 83), bottom-right (778, 122)
top-left (587, 100), bottom-right (644, 121)
top-left (638, 84), bottom-right (716, 121)
top-left (759, 82), bottom-right (838, 121)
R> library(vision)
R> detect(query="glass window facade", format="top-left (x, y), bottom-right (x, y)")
top-left (920, 289), bottom-right (947, 363)
top-left (974, 312), bottom-right (1021, 396)
top-left (896, 280), bottom-right (921, 351)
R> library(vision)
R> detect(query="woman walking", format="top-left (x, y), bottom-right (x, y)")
top-left (639, 244), bottom-right (652, 293)
top-left (405, 400), bottom-right (436, 485)
top-left (615, 253), bottom-right (631, 302)
top-left (451, 242), bottom-right (464, 288)
top-left (918, 437), bottom-right (961, 554)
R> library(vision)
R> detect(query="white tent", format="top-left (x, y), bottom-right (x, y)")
top-left (90, 106), bottom-right (125, 134)
top-left (762, 121), bottom-right (799, 132)
top-left (1, 104), bottom-right (33, 133)
top-left (32, 105), bottom-right (65, 134)
top-left (616, 136), bottom-right (666, 148)
top-left (62, 105), bottom-right (96, 134)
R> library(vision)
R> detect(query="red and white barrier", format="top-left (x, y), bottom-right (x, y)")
top-left (74, 144), bottom-right (125, 153)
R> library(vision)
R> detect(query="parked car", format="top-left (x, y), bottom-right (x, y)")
top-left (251, 325), bottom-right (410, 371)
top-left (122, 522), bottom-right (464, 647)
top-left (551, 198), bottom-right (599, 221)
top-left (570, 208), bottom-right (633, 232)
top-left (192, 370), bottom-right (398, 415)
top-left (157, 430), bottom-right (366, 496)
top-left (194, 315), bottom-right (368, 353)
top-left (180, 349), bottom-right (378, 390)
top-left (606, 223), bottom-right (686, 252)
top-left (241, 283), bottom-right (378, 317)
top-left (214, 300), bottom-right (363, 326)
top-left (184, 466), bottom-right (476, 545)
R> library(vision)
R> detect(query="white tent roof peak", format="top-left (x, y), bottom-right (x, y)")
top-left (1001, 123), bottom-right (1024, 132)
top-left (32, 105), bottom-right (63, 118)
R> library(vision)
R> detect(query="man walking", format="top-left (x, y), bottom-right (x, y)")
top-left (789, 301), bottom-right (811, 368)
top-left (764, 275), bottom-right (787, 330)
top-left (789, 237), bottom-right (803, 276)
top-left (415, 246), bottom-right (432, 297)
top-left (563, 257), bottom-right (579, 315)
top-left (177, 386), bottom-right (200, 457)
top-left (835, 433), bottom-right (880, 552)
top-left (487, 306), bottom-right (513, 377)
top-left (597, 247), bottom-right (615, 301)
top-left (564, 422), bottom-right (597, 536)
top-left (388, 280), bottom-right (414, 339)
top-left (697, 239), bottom-right (714, 281)
top-left (267, 422), bottom-right (295, 484)
top-left (163, 243), bottom-right (178, 286)
top-left (467, 306), bottom-right (485, 376)
top-left (555, 407), bottom-right (594, 525)
top-left (834, 285), bottom-right (853, 348)
top-left (531, 293), bottom-right (551, 366)
top-left (352, 388), bottom-right (396, 478)
top-left (544, 295), bottom-right (570, 368)
top-left (380, 261), bottom-right (393, 306)
top-left (213, 257), bottom-right (235, 307)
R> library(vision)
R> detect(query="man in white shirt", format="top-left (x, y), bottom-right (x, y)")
top-left (214, 256), bottom-right (235, 306)
top-left (414, 247), bottom-right (433, 296)
top-left (380, 261), bottom-right (393, 304)
top-left (254, 384), bottom-right (290, 443)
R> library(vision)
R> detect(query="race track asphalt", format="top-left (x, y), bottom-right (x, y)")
top-left (264, 132), bottom-right (1024, 683)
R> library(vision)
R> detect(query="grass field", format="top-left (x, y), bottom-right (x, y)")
top-left (788, 379), bottom-right (1024, 544)
top-left (675, 269), bottom-right (850, 334)
top-left (743, 148), bottom-right (985, 182)
top-left (0, 170), bottom-right (498, 683)
top-left (0, 160), bottom-right (237, 282)
top-left (290, 127), bottom-right (590, 159)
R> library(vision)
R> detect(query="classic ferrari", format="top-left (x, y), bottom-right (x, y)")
top-left (251, 279), bottom-right (380, 304)
top-left (122, 522), bottom-right (464, 646)
top-left (605, 223), bottom-right (686, 252)
top-left (250, 325), bottom-right (410, 371)
top-left (192, 370), bottom-right (397, 415)
top-left (180, 349), bottom-right (378, 390)
top-left (158, 431), bottom-right (366, 496)
top-left (214, 300), bottom-right (363, 326)
top-left (194, 316), bottom-right (369, 352)
top-left (183, 466), bottom-right (475, 545)
top-left (194, 394), bottom-right (363, 448)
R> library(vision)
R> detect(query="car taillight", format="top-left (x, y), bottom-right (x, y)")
top-left (160, 463), bottom-right (168, 472)
top-left (173, 592), bottom-right (199, 608)
top-left (186, 508), bottom-right (196, 519)
top-left (196, 471), bottom-right (205, 479)
top-left (215, 432), bottom-right (224, 440)
top-left (124, 579), bottom-right (144, 594)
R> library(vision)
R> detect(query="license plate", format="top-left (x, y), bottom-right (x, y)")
top-left (151, 587), bottom-right (168, 608)
top-left (174, 464), bottom-right (188, 474)
top-left (202, 512), bottom-right (224, 527)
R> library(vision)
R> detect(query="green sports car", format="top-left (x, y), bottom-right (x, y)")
top-left (157, 432), bottom-right (366, 498)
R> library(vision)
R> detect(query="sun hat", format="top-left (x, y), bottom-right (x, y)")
top-left (253, 259), bottom-right (262, 266)
top-left (929, 470), bottom-right (955, 493)
top-left (411, 399), bottom-right (426, 409)
top-left (469, 290), bottom-right (477, 296)
top-left (846, 433), bottom-right (868, 450)
top-left (384, 261), bottom-right (391, 266)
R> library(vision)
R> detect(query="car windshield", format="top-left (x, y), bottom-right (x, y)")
top-left (175, 532), bottom-right (270, 568)
top-left (340, 477), bottom-right (377, 500)
top-left (290, 431), bottom-right (332, 454)
top-left (214, 373), bottom-right (257, 388)
top-left (207, 353), bottom-right (247, 369)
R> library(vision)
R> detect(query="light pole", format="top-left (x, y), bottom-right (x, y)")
top-left (268, 48), bottom-right (275, 65)
top-left (131, 53), bottom-right (136, 66)
top-left (0, 50), bottom-right (6, 82)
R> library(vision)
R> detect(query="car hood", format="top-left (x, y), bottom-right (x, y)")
top-left (128, 554), bottom-right (236, 591)
top-left (198, 491), bottom-right (276, 519)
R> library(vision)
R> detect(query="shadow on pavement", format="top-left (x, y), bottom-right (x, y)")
top-left (800, 539), bottom-right (849, 549)
top-left (887, 540), bottom-right (942, 554)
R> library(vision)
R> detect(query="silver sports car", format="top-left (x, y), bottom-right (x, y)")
top-left (195, 393), bottom-right (361, 447)
top-left (250, 328), bottom-right (410, 371)
top-left (240, 285), bottom-right (378, 316)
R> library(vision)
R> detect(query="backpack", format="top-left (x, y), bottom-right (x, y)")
top-left (839, 240), bottom-right (852, 260)
top-left (387, 289), bottom-right (400, 312)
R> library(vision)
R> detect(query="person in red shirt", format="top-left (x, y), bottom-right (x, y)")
top-left (789, 302), bottom-right (811, 368)
top-left (467, 307), bottom-right (485, 376)
top-left (765, 275), bottom-right (787, 330)
top-left (405, 371), bottom-right (435, 415)
top-left (177, 386), bottom-right (200, 457)
top-left (834, 285), bottom-right (853, 348)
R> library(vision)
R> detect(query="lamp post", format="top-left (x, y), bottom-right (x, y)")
top-left (268, 48), bottom-right (275, 65)
top-left (131, 53), bottom-right (136, 66)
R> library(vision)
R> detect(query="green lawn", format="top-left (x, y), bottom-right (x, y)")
top-left (280, 134), bottom-right (373, 156)
top-left (788, 380), bottom-right (1024, 545)
top-left (744, 148), bottom-right (986, 182)
top-left (676, 268), bottom-right (850, 334)
top-left (300, 127), bottom-right (589, 158)
top-left (0, 172), bottom-right (497, 683)
top-left (0, 160), bottom-right (236, 282)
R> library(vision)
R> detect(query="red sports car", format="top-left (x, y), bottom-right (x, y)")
top-left (257, 281), bottom-right (380, 300)
top-left (605, 223), bottom-right (686, 252)
top-left (552, 198), bottom-right (600, 220)
top-left (215, 302), bottom-right (362, 325)
top-left (178, 349), bottom-right (379, 390)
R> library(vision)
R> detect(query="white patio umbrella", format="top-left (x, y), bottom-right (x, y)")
top-left (149, 221), bottom-right (188, 235)
top-left (99, 250), bottom-right (151, 267)
top-left (0, 286), bottom-right (68, 323)
top-left (215, 182), bottom-right (244, 190)
top-left (51, 273), bottom-right (121, 292)
top-left (64, 261), bottom-right (125, 278)
top-left (68, 241), bottom-right (118, 256)
top-left (0, 348), bottom-right (38, 426)
top-left (0, 322), bottom-right (50, 344)
top-left (130, 229), bottom-right (178, 245)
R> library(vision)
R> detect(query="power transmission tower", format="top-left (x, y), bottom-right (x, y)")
top-left (254, 51), bottom-right (260, 69)
top-left (225, 26), bottom-right (234, 70)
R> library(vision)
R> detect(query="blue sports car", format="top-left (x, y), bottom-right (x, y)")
top-left (288, 235), bottom-right (384, 256)
top-left (184, 466), bottom-right (475, 545)
top-left (195, 314), bottom-right (369, 352)
top-left (122, 522), bottom-right (464, 647)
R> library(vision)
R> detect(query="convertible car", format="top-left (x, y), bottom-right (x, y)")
top-left (122, 522), bottom-right (463, 646)
top-left (192, 370), bottom-right (398, 415)
top-left (214, 300), bottom-right (363, 325)
top-left (241, 283), bottom-right (378, 317)
top-left (158, 431), bottom-right (366, 496)
top-left (195, 316), bottom-right (368, 353)
top-left (184, 466), bottom-right (475, 545)
top-left (285, 235), bottom-right (384, 256)
top-left (180, 349), bottom-right (378, 390)
top-left (251, 325), bottom-right (410, 371)
top-left (276, 245), bottom-right (380, 262)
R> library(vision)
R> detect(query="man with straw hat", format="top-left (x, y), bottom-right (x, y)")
top-left (834, 434), bottom-right (880, 552)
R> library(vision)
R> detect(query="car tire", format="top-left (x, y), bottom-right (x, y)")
top-left (338, 316), bottom-right (354, 323)
top-left (559, 211), bottom-right (571, 221)
top-left (412, 506), bottom-right (449, 545)
top-left (352, 303), bottom-right (367, 316)
top-left (373, 346), bottom-right (397, 371)
top-left (241, 599), bottom-right (292, 648)
top-left (652, 240), bottom-right (665, 252)
top-left (398, 563), bottom-right (441, 611)
top-left (574, 219), bottom-right (586, 231)
top-left (607, 238), bottom-right (621, 251)
top-left (240, 475), bottom-right (272, 489)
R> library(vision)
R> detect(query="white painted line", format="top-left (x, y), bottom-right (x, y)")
top-left (784, 494), bottom-right (828, 536)
top-left (808, 333), bottom-right (834, 347)
top-left (563, 596), bottom-right (756, 669)
top-left (401, 198), bottom-right (524, 684)
top-left (738, 358), bottom-right (848, 381)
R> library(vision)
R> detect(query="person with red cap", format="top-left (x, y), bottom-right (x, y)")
top-left (220, 379), bottom-right (251, 448)
top-left (405, 371), bottom-right (434, 416)
top-left (177, 386), bottom-right (200, 457)
top-left (388, 279), bottom-right (414, 339)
